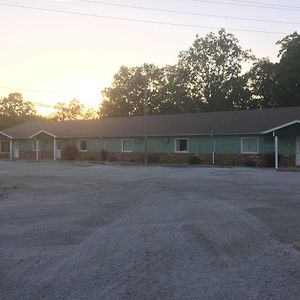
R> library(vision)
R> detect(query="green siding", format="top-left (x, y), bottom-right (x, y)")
top-left (215, 136), bottom-right (241, 154)
top-left (104, 138), bottom-right (122, 152)
top-left (19, 140), bottom-right (32, 151)
top-left (15, 122), bottom-right (300, 157)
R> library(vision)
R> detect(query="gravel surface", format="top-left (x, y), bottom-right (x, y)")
top-left (0, 161), bottom-right (300, 300)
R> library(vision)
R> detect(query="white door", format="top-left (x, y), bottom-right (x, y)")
top-left (13, 141), bottom-right (19, 159)
top-left (56, 141), bottom-right (61, 159)
top-left (296, 137), bottom-right (300, 166)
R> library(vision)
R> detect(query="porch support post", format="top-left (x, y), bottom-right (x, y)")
top-left (53, 137), bottom-right (57, 161)
top-left (274, 131), bottom-right (279, 169)
top-left (36, 139), bottom-right (39, 161)
top-left (9, 140), bottom-right (13, 160)
top-left (211, 134), bottom-right (216, 165)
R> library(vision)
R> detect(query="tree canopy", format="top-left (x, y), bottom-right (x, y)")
top-left (50, 98), bottom-right (98, 121)
top-left (0, 93), bottom-right (38, 129)
top-left (275, 32), bottom-right (300, 107)
top-left (99, 30), bottom-right (300, 117)
top-left (178, 29), bottom-right (254, 111)
top-left (1, 30), bottom-right (300, 128)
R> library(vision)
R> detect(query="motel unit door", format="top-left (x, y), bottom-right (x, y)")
top-left (13, 141), bottom-right (19, 159)
top-left (296, 137), bottom-right (300, 166)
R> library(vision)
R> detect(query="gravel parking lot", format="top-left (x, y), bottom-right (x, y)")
top-left (0, 161), bottom-right (300, 300)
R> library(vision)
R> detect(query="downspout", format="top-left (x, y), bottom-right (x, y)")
top-left (273, 131), bottom-right (279, 169)
top-left (211, 134), bottom-right (216, 165)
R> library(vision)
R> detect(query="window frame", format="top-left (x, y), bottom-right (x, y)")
top-left (241, 137), bottom-right (259, 154)
top-left (174, 138), bottom-right (189, 153)
top-left (0, 141), bottom-right (10, 153)
top-left (122, 138), bottom-right (133, 152)
top-left (78, 140), bottom-right (88, 152)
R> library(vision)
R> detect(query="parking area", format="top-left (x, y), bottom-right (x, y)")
top-left (0, 161), bottom-right (300, 299)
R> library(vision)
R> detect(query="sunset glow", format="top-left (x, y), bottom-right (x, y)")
top-left (1, 0), bottom-right (298, 116)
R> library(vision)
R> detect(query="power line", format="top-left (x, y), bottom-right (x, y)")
top-left (0, 86), bottom-right (72, 94)
top-left (78, 0), bottom-right (300, 26)
top-left (0, 3), bottom-right (290, 35)
top-left (193, 0), bottom-right (300, 11)
top-left (0, 96), bottom-right (55, 108)
top-left (227, 0), bottom-right (300, 10)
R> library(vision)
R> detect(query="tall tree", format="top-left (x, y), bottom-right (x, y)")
top-left (99, 64), bottom-right (167, 117)
top-left (51, 98), bottom-right (97, 121)
top-left (276, 32), bottom-right (300, 107)
top-left (0, 93), bottom-right (37, 129)
top-left (178, 29), bottom-right (254, 111)
top-left (243, 58), bottom-right (278, 109)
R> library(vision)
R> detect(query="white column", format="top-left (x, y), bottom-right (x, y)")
top-left (9, 140), bottom-right (13, 160)
top-left (53, 138), bottom-right (57, 161)
top-left (275, 136), bottom-right (279, 169)
top-left (36, 139), bottom-right (39, 161)
top-left (212, 137), bottom-right (216, 165)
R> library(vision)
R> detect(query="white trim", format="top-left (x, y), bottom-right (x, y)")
top-left (241, 137), bottom-right (259, 154)
top-left (174, 138), bottom-right (189, 153)
top-left (10, 140), bottom-right (13, 160)
top-left (275, 136), bottom-right (279, 169)
top-left (32, 139), bottom-right (41, 151)
top-left (28, 130), bottom-right (56, 139)
top-left (0, 140), bottom-right (10, 153)
top-left (122, 138), bottom-right (133, 152)
top-left (261, 120), bottom-right (300, 134)
top-left (77, 139), bottom-right (88, 152)
top-left (0, 131), bottom-right (13, 139)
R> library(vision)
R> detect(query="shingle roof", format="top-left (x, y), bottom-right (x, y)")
top-left (2, 106), bottom-right (300, 139)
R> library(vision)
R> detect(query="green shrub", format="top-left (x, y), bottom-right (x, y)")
top-left (216, 154), bottom-right (233, 166)
top-left (188, 155), bottom-right (203, 165)
top-left (62, 145), bottom-right (78, 160)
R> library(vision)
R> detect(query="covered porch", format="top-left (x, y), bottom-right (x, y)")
top-left (28, 130), bottom-right (61, 161)
top-left (263, 121), bottom-right (300, 168)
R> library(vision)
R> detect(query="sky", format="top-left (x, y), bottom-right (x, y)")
top-left (0, 0), bottom-right (299, 115)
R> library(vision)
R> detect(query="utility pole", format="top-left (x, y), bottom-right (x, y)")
top-left (143, 86), bottom-right (148, 166)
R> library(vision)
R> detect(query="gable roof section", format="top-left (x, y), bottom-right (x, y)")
top-left (2, 106), bottom-right (300, 139)
top-left (261, 120), bottom-right (300, 134)
top-left (0, 131), bottom-right (13, 139)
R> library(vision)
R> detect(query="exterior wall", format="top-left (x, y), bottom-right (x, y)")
top-left (4, 127), bottom-right (300, 167)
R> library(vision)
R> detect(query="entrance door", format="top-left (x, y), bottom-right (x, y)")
top-left (296, 137), bottom-right (300, 166)
top-left (13, 141), bottom-right (19, 159)
top-left (56, 141), bottom-right (61, 159)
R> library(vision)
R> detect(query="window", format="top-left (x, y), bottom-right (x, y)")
top-left (241, 137), bottom-right (259, 154)
top-left (0, 141), bottom-right (10, 153)
top-left (175, 138), bottom-right (188, 153)
top-left (122, 139), bottom-right (133, 152)
top-left (78, 140), bottom-right (87, 151)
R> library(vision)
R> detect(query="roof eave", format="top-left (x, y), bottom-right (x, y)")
top-left (261, 120), bottom-right (300, 134)
top-left (0, 131), bottom-right (13, 139)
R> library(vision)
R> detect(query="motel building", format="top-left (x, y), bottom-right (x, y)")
top-left (0, 107), bottom-right (300, 168)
